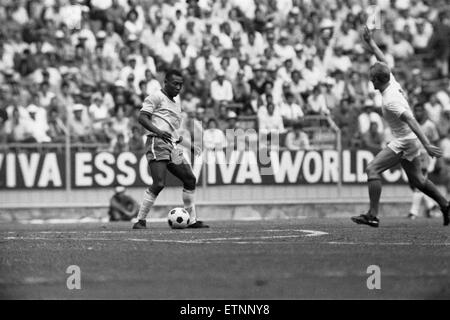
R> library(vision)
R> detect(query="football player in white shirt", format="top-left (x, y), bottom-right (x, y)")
top-left (132, 70), bottom-right (208, 229)
top-left (351, 27), bottom-right (449, 227)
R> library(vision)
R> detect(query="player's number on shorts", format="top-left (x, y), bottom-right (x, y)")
top-left (66, 265), bottom-right (81, 290)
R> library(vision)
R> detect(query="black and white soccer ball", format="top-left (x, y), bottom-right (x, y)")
top-left (167, 207), bottom-right (190, 229)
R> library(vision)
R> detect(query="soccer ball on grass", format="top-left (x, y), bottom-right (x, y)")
top-left (167, 207), bottom-right (190, 229)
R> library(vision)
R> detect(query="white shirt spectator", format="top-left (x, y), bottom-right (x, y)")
top-left (195, 55), bottom-right (220, 80)
top-left (60, 2), bottom-right (83, 30)
top-left (358, 111), bottom-right (384, 134)
top-left (141, 25), bottom-right (165, 48)
top-left (302, 63), bottom-right (325, 89)
top-left (326, 53), bottom-right (352, 73)
top-left (390, 39), bottom-right (414, 59)
top-left (441, 136), bottom-right (450, 159)
top-left (279, 101), bottom-right (304, 121)
top-left (31, 67), bottom-right (61, 87)
top-left (27, 105), bottom-right (51, 143)
top-left (425, 100), bottom-right (443, 124)
top-left (258, 106), bottom-right (285, 134)
top-left (210, 76), bottom-right (234, 102)
top-left (89, 100), bottom-right (109, 130)
top-left (146, 78), bottom-right (162, 95)
top-left (274, 43), bottom-right (296, 62)
top-left (91, 0), bottom-right (112, 10)
top-left (336, 29), bottom-right (359, 52)
top-left (285, 130), bottom-right (311, 150)
top-left (307, 92), bottom-right (330, 115)
top-left (155, 41), bottom-right (181, 65)
top-left (38, 91), bottom-right (56, 109)
top-left (231, 0), bottom-right (256, 19)
top-left (11, 4), bottom-right (29, 25)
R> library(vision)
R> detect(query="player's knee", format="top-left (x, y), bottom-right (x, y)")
top-left (365, 164), bottom-right (381, 181)
top-left (149, 183), bottom-right (165, 196)
top-left (183, 174), bottom-right (197, 191)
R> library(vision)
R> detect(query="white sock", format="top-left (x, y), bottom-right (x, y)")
top-left (137, 189), bottom-right (157, 221)
top-left (182, 189), bottom-right (197, 224)
top-left (409, 191), bottom-right (423, 216)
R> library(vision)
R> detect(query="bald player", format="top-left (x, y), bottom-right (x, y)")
top-left (132, 69), bottom-right (208, 229)
top-left (351, 27), bottom-right (450, 227)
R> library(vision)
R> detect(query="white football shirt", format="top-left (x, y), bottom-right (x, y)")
top-left (381, 73), bottom-right (416, 140)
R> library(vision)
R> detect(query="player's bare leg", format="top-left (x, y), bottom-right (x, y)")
top-left (167, 162), bottom-right (209, 228)
top-left (400, 158), bottom-right (450, 226)
top-left (352, 148), bottom-right (402, 227)
top-left (133, 161), bottom-right (169, 229)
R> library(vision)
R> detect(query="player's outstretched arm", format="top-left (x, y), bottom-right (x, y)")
top-left (361, 26), bottom-right (389, 66)
top-left (400, 112), bottom-right (443, 158)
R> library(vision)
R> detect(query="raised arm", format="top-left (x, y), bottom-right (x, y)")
top-left (361, 26), bottom-right (389, 66)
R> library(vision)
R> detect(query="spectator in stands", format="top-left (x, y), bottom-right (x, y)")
top-left (38, 81), bottom-right (56, 109)
top-left (285, 122), bottom-right (311, 151)
top-left (332, 97), bottom-right (360, 148)
top-left (345, 71), bottom-right (369, 105)
top-left (428, 10), bottom-right (450, 78)
top-left (322, 78), bottom-right (339, 111)
top-left (89, 93), bottom-right (109, 131)
top-left (279, 92), bottom-right (304, 127)
top-left (437, 107), bottom-right (450, 139)
top-left (358, 100), bottom-right (384, 135)
top-left (302, 58), bottom-right (324, 90)
top-left (128, 125), bottom-right (145, 154)
top-left (111, 106), bottom-right (130, 143)
top-left (203, 118), bottom-right (227, 150)
top-left (112, 132), bottom-right (128, 153)
top-left (327, 46), bottom-right (353, 74)
top-left (216, 102), bottom-right (230, 131)
top-left (47, 108), bottom-right (67, 143)
top-left (27, 104), bottom-right (51, 143)
top-left (96, 81), bottom-right (115, 112)
top-left (0, 0), bottom-right (447, 160)
top-left (69, 104), bottom-right (95, 143)
top-left (258, 102), bottom-right (285, 135)
top-left (336, 20), bottom-right (359, 53)
top-left (232, 70), bottom-right (251, 106)
top-left (108, 185), bottom-right (139, 222)
top-left (210, 70), bottom-right (233, 105)
top-left (425, 93), bottom-right (444, 125)
top-left (412, 18), bottom-right (433, 53)
top-left (124, 9), bottom-right (144, 38)
top-left (390, 31), bottom-right (415, 60)
top-left (5, 107), bottom-right (35, 143)
top-left (156, 31), bottom-right (182, 67)
top-left (307, 84), bottom-right (330, 116)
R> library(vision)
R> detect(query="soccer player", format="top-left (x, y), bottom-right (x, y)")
top-left (407, 103), bottom-right (440, 219)
top-left (132, 69), bottom-right (209, 229)
top-left (351, 27), bottom-right (450, 227)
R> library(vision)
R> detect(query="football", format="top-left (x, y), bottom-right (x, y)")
top-left (167, 207), bottom-right (190, 229)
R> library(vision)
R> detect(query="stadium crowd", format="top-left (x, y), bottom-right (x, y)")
top-left (0, 0), bottom-right (449, 156)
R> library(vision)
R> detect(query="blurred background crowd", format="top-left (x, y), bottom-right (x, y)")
top-left (0, 0), bottom-right (450, 154)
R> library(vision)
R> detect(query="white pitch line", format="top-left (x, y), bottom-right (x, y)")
top-left (1, 229), bottom-right (329, 244)
top-left (326, 241), bottom-right (450, 246)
